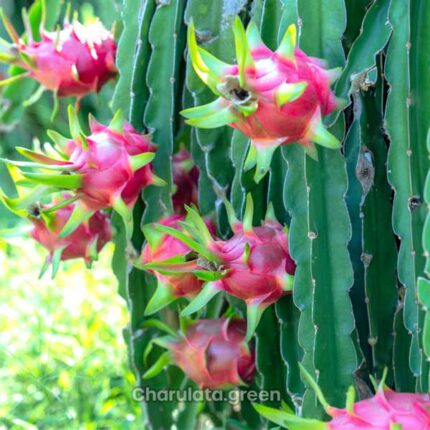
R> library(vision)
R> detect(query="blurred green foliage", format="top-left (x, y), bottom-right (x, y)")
top-left (0, 240), bottom-right (142, 429)
top-left (0, 2), bottom-right (142, 426)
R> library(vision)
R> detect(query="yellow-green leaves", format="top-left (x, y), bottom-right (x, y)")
top-left (276, 24), bottom-right (297, 61)
top-left (187, 19), bottom-right (230, 96)
top-left (275, 82), bottom-right (308, 107)
top-left (232, 17), bottom-right (254, 88)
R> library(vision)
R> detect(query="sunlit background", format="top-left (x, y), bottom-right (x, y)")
top-left (0, 0), bottom-right (144, 426)
top-left (0, 241), bottom-right (142, 428)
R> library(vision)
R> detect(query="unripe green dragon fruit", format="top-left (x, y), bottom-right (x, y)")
top-left (182, 17), bottom-right (343, 182)
top-left (254, 366), bottom-right (430, 430)
top-left (0, 107), bottom-right (163, 239)
top-left (143, 318), bottom-right (255, 389)
top-left (0, 9), bottom-right (116, 101)
top-left (143, 195), bottom-right (295, 339)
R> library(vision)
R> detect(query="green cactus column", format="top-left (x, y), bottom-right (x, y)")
top-left (288, 0), bottom-right (357, 414)
top-left (184, 0), bottom-right (239, 234)
top-left (112, 1), bottom-right (187, 428)
top-left (108, 0), bottom-right (430, 427)
top-left (386, 0), bottom-right (430, 391)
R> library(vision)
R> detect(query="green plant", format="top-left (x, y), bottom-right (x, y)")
top-left (1, 0), bottom-right (430, 428)
top-left (254, 367), bottom-right (430, 429)
top-left (0, 241), bottom-right (141, 429)
top-left (109, 0), bottom-right (429, 428)
top-left (0, 0), bottom-right (119, 229)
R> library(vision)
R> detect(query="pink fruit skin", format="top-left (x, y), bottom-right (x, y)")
top-left (20, 21), bottom-right (117, 97)
top-left (228, 48), bottom-right (337, 147)
top-left (64, 121), bottom-right (156, 211)
top-left (31, 204), bottom-right (111, 263)
top-left (169, 319), bottom-right (256, 389)
top-left (208, 220), bottom-right (296, 306)
top-left (172, 149), bottom-right (199, 214)
top-left (328, 390), bottom-right (430, 430)
top-left (141, 215), bottom-right (203, 298)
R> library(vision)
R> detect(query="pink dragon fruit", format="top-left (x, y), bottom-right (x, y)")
top-left (0, 166), bottom-right (112, 277)
top-left (139, 214), bottom-right (207, 315)
top-left (30, 200), bottom-right (112, 277)
top-left (172, 149), bottom-right (199, 214)
top-left (0, 107), bottom-right (163, 239)
top-left (86, 117), bottom-right (160, 207)
top-left (143, 319), bottom-right (256, 389)
top-left (182, 18), bottom-right (342, 182)
top-left (0, 10), bottom-right (116, 99)
top-left (254, 366), bottom-right (430, 430)
top-left (149, 195), bottom-right (295, 339)
top-left (208, 219), bottom-right (295, 302)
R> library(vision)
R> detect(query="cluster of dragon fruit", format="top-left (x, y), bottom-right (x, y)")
top-left (1, 7), bottom-right (429, 428)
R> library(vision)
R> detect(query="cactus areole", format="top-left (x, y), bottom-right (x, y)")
top-left (144, 319), bottom-right (256, 389)
top-left (182, 17), bottom-right (343, 182)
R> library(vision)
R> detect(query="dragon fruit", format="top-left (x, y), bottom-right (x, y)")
top-left (182, 17), bottom-right (342, 182)
top-left (254, 366), bottom-right (430, 430)
top-left (30, 200), bottom-right (112, 277)
top-left (148, 195), bottom-right (295, 339)
top-left (172, 149), bottom-right (199, 214)
top-left (0, 107), bottom-right (162, 239)
top-left (143, 319), bottom-right (256, 389)
top-left (139, 214), bottom-right (207, 315)
top-left (0, 167), bottom-right (112, 277)
top-left (0, 9), bottom-right (116, 99)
